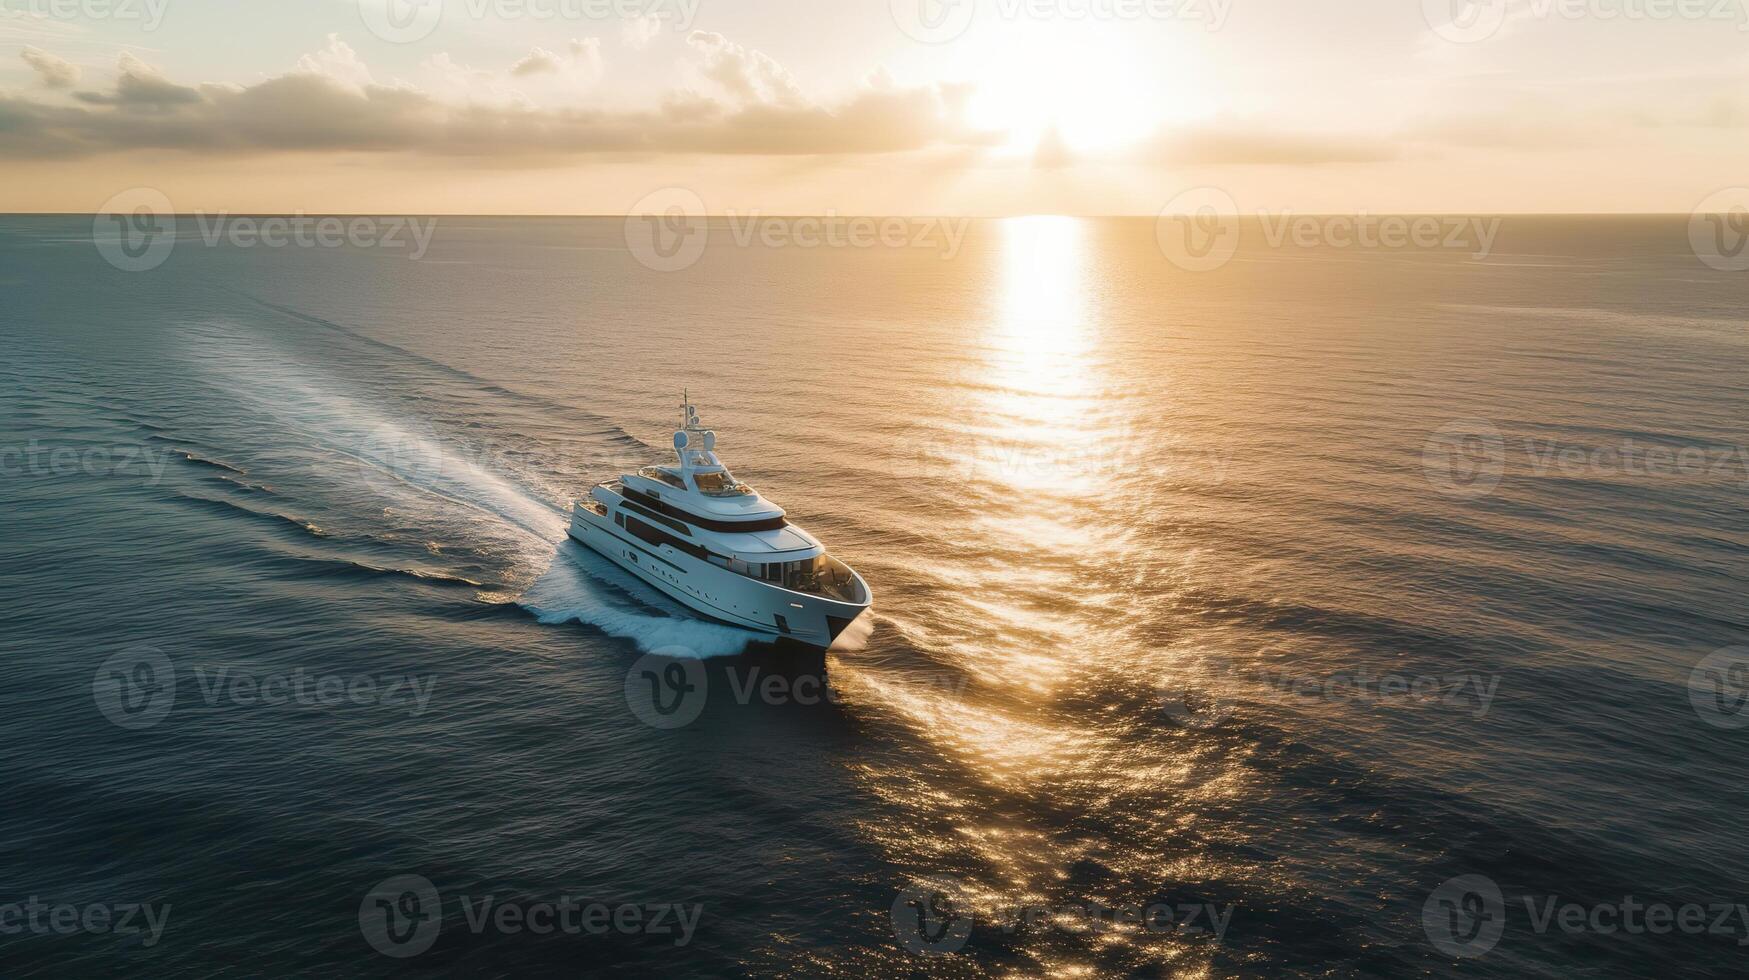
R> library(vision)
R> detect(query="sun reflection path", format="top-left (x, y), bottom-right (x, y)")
top-left (919, 216), bottom-right (1140, 695)
top-left (995, 216), bottom-right (1089, 377)
top-left (983, 216), bottom-right (1096, 460)
top-left (829, 216), bottom-right (1246, 978)
top-left (959, 216), bottom-right (1138, 503)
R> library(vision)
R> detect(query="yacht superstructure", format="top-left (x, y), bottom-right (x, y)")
top-left (568, 396), bottom-right (871, 648)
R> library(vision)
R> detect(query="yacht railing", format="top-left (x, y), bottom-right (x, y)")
top-left (697, 482), bottom-right (755, 497)
top-left (776, 554), bottom-right (863, 603)
top-left (710, 552), bottom-right (862, 601)
top-left (637, 466), bottom-right (688, 490)
top-left (796, 560), bottom-right (863, 603)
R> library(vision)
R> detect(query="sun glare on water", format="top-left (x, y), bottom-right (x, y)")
top-left (982, 215), bottom-right (1098, 470)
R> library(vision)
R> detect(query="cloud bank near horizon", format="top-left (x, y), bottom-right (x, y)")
top-left (3, 19), bottom-right (1743, 216)
top-left (1, 34), bottom-right (1003, 160)
top-left (2, 32), bottom-right (1507, 169)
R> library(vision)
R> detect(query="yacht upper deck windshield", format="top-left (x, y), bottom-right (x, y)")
top-left (718, 552), bottom-right (863, 602)
top-left (638, 466), bottom-right (687, 490)
top-left (691, 470), bottom-right (751, 496)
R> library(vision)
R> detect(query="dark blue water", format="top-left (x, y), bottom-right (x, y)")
top-left (1, 214), bottom-right (1745, 977)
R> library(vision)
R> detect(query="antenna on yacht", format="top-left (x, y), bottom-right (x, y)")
top-left (672, 388), bottom-right (722, 474)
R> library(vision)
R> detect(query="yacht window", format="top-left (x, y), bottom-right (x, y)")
top-left (638, 466), bottom-right (687, 490)
top-left (621, 486), bottom-right (786, 532)
top-left (625, 516), bottom-right (665, 547)
top-left (692, 471), bottom-right (736, 494)
top-left (623, 516), bottom-right (709, 560)
top-left (621, 498), bottom-right (690, 536)
top-left (781, 555), bottom-right (848, 595)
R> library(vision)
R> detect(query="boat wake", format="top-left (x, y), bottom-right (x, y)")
top-left (827, 609), bottom-right (877, 652)
top-left (179, 320), bottom-right (758, 657)
top-left (521, 542), bottom-right (758, 657)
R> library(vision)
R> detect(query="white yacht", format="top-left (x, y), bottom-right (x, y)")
top-left (569, 397), bottom-right (872, 649)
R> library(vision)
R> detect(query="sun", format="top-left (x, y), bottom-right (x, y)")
top-left (960, 24), bottom-right (1193, 156)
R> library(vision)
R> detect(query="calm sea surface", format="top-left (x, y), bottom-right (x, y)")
top-left (0, 215), bottom-right (1745, 977)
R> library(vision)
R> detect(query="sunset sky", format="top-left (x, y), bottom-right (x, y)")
top-left (3, 0), bottom-right (1746, 214)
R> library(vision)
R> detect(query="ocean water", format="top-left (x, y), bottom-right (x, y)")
top-left (0, 214), bottom-right (1744, 977)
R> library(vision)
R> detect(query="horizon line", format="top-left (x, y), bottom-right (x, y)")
top-left (3, 210), bottom-right (1719, 219)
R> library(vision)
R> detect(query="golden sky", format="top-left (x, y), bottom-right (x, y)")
top-left (3, 0), bottom-right (1747, 213)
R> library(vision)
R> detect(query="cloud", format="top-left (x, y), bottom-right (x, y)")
top-left (0, 41), bottom-right (995, 160)
top-left (1410, 109), bottom-right (1595, 150)
top-left (511, 46), bottom-right (563, 77)
top-left (73, 53), bottom-right (203, 108)
top-left (430, 39), bottom-right (605, 103)
top-left (509, 40), bottom-right (605, 80)
top-left (422, 51), bottom-right (531, 108)
top-left (622, 14), bottom-right (663, 50)
top-left (1394, 52), bottom-right (1749, 157)
top-left (568, 37), bottom-right (603, 78)
top-left (1138, 120), bottom-right (1398, 165)
top-left (685, 31), bottom-right (804, 107)
top-left (296, 35), bottom-right (375, 90)
top-left (21, 45), bottom-right (79, 88)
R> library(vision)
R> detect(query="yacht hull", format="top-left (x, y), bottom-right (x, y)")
top-left (568, 506), bottom-right (870, 650)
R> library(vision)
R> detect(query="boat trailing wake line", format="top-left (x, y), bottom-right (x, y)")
top-left (334, 415), bottom-right (571, 544)
top-left (180, 323), bottom-right (567, 538)
top-left (176, 321), bottom-right (757, 654)
top-left (234, 292), bottom-right (656, 453)
top-left (520, 543), bottom-right (758, 658)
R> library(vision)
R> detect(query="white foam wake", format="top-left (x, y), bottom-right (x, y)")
top-left (181, 322), bottom-right (757, 656)
top-left (828, 609), bottom-right (877, 652)
top-left (520, 543), bottom-right (757, 657)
